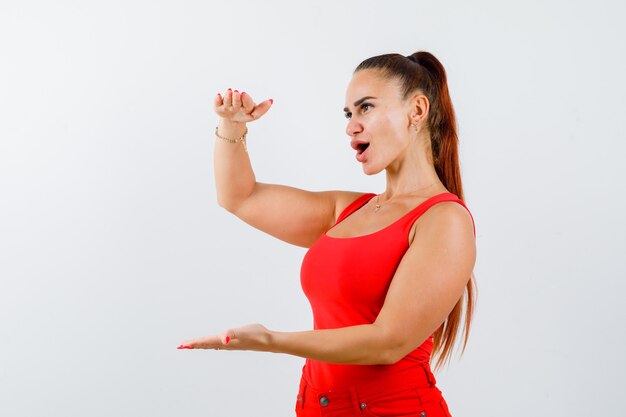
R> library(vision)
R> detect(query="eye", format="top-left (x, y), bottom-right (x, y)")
top-left (344, 103), bottom-right (372, 119)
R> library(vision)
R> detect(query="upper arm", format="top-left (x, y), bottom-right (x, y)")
top-left (227, 182), bottom-right (367, 248)
top-left (373, 202), bottom-right (477, 363)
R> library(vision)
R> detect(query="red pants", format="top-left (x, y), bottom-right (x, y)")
top-left (294, 363), bottom-right (453, 417)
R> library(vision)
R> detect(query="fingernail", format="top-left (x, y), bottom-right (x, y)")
top-left (241, 91), bottom-right (246, 95)
top-left (217, 93), bottom-right (221, 97)
top-left (269, 99), bottom-right (274, 104)
top-left (227, 88), bottom-right (232, 91)
top-left (225, 336), bottom-right (230, 344)
top-left (234, 90), bottom-right (239, 93)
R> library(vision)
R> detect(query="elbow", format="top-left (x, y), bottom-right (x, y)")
top-left (377, 349), bottom-right (401, 365)
top-left (216, 196), bottom-right (240, 214)
top-left (216, 185), bottom-right (257, 214)
top-left (217, 199), bottom-right (234, 213)
top-left (378, 344), bottom-right (408, 365)
top-left (372, 328), bottom-right (408, 365)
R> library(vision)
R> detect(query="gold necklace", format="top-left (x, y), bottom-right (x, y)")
top-left (374, 182), bottom-right (440, 213)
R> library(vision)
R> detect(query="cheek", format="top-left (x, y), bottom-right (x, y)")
top-left (387, 111), bottom-right (407, 131)
top-left (365, 108), bottom-right (408, 150)
top-left (369, 111), bottom-right (398, 133)
top-left (381, 114), bottom-right (408, 145)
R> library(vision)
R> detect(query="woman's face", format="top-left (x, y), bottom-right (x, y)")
top-left (344, 69), bottom-right (417, 172)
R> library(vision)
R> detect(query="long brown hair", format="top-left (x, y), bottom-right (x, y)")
top-left (355, 51), bottom-right (477, 372)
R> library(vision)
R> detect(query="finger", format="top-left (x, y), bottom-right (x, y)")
top-left (232, 90), bottom-right (242, 109)
top-left (250, 98), bottom-right (273, 119)
top-left (178, 335), bottom-right (222, 350)
top-left (241, 92), bottom-right (255, 114)
top-left (214, 92), bottom-right (224, 108)
top-left (223, 88), bottom-right (232, 107)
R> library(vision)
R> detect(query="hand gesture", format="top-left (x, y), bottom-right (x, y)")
top-left (214, 89), bottom-right (273, 123)
top-left (177, 323), bottom-right (272, 352)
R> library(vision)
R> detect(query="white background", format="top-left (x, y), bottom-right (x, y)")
top-left (1, 1), bottom-right (625, 416)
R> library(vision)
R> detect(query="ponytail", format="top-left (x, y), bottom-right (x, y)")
top-left (354, 51), bottom-right (477, 372)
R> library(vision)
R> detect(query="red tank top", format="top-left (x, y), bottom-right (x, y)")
top-left (299, 191), bottom-right (476, 390)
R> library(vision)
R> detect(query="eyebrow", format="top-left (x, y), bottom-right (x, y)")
top-left (343, 96), bottom-right (377, 113)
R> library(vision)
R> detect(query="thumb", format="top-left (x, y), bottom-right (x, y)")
top-left (220, 330), bottom-right (234, 345)
top-left (250, 99), bottom-right (273, 120)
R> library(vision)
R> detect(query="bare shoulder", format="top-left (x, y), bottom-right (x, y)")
top-left (410, 201), bottom-right (475, 246)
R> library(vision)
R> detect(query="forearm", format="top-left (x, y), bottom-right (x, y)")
top-left (267, 324), bottom-right (400, 365)
top-left (214, 118), bottom-right (257, 210)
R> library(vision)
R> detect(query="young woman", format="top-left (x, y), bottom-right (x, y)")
top-left (179, 51), bottom-right (477, 417)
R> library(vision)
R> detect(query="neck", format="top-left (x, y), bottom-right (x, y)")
top-left (380, 138), bottom-right (445, 201)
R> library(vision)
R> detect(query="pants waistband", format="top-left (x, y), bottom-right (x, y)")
top-left (296, 362), bottom-right (438, 412)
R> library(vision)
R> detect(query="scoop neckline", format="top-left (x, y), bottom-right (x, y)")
top-left (323, 191), bottom-right (456, 240)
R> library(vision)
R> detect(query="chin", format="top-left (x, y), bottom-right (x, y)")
top-left (361, 162), bottom-right (384, 176)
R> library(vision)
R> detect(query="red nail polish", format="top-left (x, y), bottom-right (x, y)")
top-left (217, 93), bottom-right (221, 96)
top-left (227, 88), bottom-right (232, 91)
top-left (241, 91), bottom-right (246, 95)
top-left (234, 90), bottom-right (239, 93)
top-left (225, 336), bottom-right (230, 344)
top-left (269, 99), bottom-right (273, 104)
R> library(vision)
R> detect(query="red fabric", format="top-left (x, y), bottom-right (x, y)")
top-left (295, 361), bottom-right (453, 416)
top-left (299, 191), bottom-right (475, 392)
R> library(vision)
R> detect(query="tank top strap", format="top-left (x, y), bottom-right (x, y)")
top-left (334, 192), bottom-right (377, 225)
top-left (402, 192), bottom-right (476, 238)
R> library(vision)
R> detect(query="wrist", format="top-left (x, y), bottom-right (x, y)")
top-left (216, 119), bottom-right (249, 152)
top-left (218, 118), bottom-right (246, 131)
top-left (265, 329), bottom-right (281, 353)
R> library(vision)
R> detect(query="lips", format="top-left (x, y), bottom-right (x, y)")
top-left (351, 139), bottom-right (371, 163)
top-left (350, 139), bottom-right (370, 151)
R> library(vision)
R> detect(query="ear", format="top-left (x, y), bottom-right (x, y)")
top-left (409, 93), bottom-right (430, 126)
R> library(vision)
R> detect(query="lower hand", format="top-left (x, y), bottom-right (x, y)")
top-left (177, 323), bottom-right (272, 351)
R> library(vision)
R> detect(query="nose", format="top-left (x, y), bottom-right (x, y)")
top-left (345, 116), bottom-right (362, 137)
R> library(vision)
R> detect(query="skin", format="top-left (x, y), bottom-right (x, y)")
top-left (178, 70), bottom-right (476, 365)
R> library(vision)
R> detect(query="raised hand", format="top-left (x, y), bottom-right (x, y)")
top-left (214, 89), bottom-right (273, 123)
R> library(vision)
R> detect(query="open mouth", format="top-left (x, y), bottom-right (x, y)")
top-left (356, 143), bottom-right (370, 154)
